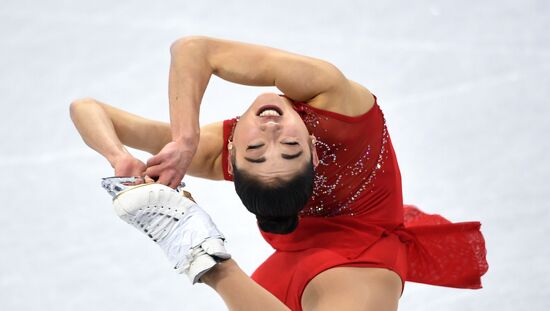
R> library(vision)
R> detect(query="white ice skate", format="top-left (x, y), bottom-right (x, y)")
top-left (101, 176), bottom-right (231, 284)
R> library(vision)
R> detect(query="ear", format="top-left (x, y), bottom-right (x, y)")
top-left (310, 135), bottom-right (320, 168)
top-left (227, 142), bottom-right (234, 175)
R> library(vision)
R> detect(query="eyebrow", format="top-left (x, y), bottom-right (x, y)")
top-left (244, 151), bottom-right (303, 164)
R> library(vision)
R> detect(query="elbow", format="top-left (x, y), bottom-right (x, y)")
top-left (170, 35), bottom-right (210, 57)
top-left (69, 97), bottom-right (97, 121)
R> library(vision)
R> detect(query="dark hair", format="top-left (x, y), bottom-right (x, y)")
top-left (232, 156), bottom-right (315, 234)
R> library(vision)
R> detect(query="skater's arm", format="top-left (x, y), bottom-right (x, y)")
top-left (69, 98), bottom-right (150, 175)
top-left (70, 98), bottom-right (171, 157)
top-left (147, 36), bottom-right (352, 187)
top-left (167, 35), bottom-right (349, 141)
top-left (69, 98), bottom-right (224, 179)
top-left (202, 259), bottom-right (290, 311)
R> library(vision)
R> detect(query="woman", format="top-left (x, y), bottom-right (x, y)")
top-left (70, 36), bottom-right (488, 310)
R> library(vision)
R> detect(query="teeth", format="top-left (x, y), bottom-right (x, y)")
top-left (259, 109), bottom-right (281, 117)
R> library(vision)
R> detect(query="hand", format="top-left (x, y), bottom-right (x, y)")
top-left (145, 140), bottom-right (197, 188)
top-left (112, 154), bottom-right (147, 177)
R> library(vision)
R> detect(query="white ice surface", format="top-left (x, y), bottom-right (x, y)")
top-left (1, 0), bottom-right (549, 310)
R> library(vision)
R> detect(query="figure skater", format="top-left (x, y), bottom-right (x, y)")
top-left (70, 36), bottom-right (488, 311)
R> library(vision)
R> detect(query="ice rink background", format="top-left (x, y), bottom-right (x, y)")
top-left (1, 0), bottom-right (549, 310)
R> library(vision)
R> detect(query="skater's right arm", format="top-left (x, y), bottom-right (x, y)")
top-left (69, 98), bottom-right (224, 180)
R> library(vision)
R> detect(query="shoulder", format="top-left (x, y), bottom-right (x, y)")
top-left (188, 121), bottom-right (226, 180)
top-left (305, 80), bottom-right (375, 117)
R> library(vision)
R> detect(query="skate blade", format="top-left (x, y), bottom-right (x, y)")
top-left (101, 176), bottom-right (187, 199)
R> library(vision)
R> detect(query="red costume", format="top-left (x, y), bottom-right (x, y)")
top-left (221, 96), bottom-right (488, 310)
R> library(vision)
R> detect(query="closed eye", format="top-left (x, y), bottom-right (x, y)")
top-left (281, 151), bottom-right (303, 160)
top-left (283, 141), bottom-right (299, 146)
top-left (247, 143), bottom-right (265, 150)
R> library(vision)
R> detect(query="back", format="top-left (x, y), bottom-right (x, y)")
top-left (294, 96), bottom-right (404, 226)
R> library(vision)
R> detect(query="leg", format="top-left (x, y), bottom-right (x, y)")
top-left (105, 180), bottom-right (289, 310)
top-left (202, 259), bottom-right (290, 311)
top-left (301, 267), bottom-right (402, 311)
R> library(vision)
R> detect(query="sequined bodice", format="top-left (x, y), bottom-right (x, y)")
top-left (291, 100), bottom-right (403, 221)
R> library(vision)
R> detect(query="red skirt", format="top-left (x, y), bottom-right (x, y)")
top-left (252, 205), bottom-right (488, 311)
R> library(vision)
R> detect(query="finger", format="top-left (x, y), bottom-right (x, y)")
top-left (170, 172), bottom-right (185, 189)
top-left (157, 172), bottom-right (174, 188)
top-left (146, 154), bottom-right (164, 167)
top-left (144, 175), bottom-right (156, 184)
top-left (132, 168), bottom-right (147, 178)
top-left (169, 178), bottom-right (181, 189)
top-left (145, 166), bottom-right (162, 181)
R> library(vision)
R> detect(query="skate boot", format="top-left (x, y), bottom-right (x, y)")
top-left (101, 176), bottom-right (231, 284)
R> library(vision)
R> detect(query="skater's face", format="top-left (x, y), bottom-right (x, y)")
top-left (228, 93), bottom-right (318, 183)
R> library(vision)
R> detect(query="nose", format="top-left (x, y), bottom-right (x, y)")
top-left (260, 121), bottom-right (282, 132)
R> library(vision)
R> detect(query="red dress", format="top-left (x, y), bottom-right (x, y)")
top-left (221, 96), bottom-right (488, 311)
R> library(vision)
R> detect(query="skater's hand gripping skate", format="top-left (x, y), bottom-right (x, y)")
top-left (101, 177), bottom-right (231, 284)
top-left (111, 154), bottom-right (147, 178)
top-left (145, 140), bottom-right (196, 189)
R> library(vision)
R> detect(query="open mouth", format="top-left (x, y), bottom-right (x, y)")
top-left (256, 105), bottom-right (283, 117)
